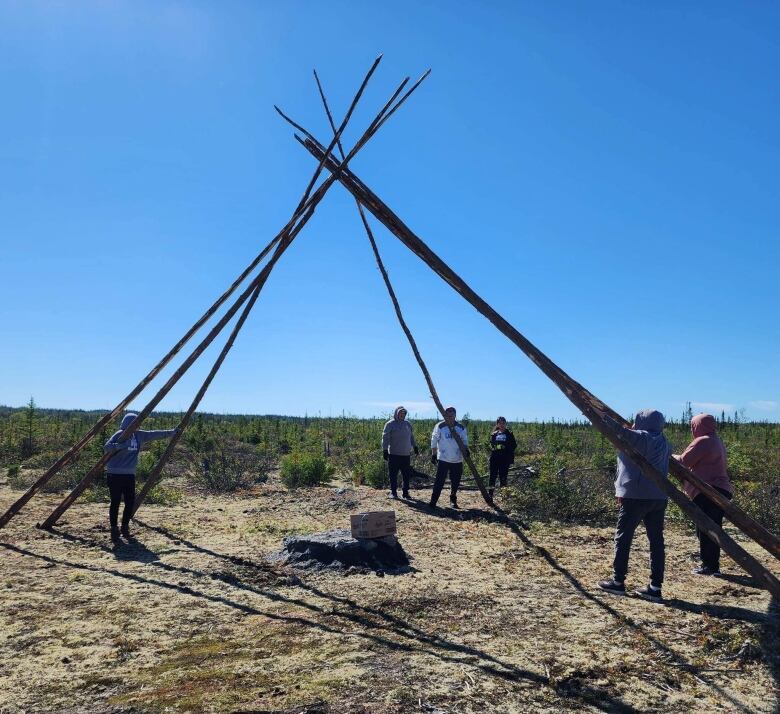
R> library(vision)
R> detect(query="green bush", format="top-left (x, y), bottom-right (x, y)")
top-left (7, 464), bottom-right (20, 478)
top-left (280, 452), bottom-right (333, 489)
top-left (141, 483), bottom-right (183, 506)
top-left (503, 466), bottom-right (614, 524)
top-left (355, 456), bottom-right (388, 489)
top-left (8, 463), bottom-right (83, 493)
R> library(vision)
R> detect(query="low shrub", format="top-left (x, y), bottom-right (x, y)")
top-left (7, 464), bottom-right (20, 478)
top-left (280, 452), bottom-right (333, 489)
top-left (503, 466), bottom-right (614, 524)
top-left (142, 483), bottom-right (184, 507)
top-left (8, 463), bottom-right (83, 493)
top-left (187, 442), bottom-right (272, 493)
top-left (354, 456), bottom-right (388, 489)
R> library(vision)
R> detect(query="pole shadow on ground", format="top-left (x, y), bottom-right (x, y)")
top-left (399, 498), bottom-right (777, 712)
top-left (2, 524), bottom-right (640, 714)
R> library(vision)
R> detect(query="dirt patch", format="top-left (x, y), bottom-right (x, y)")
top-left (0, 476), bottom-right (778, 713)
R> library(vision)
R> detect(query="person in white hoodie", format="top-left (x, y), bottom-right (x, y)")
top-left (430, 406), bottom-right (469, 509)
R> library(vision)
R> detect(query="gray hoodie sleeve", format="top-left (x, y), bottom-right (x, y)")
top-left (137, 428), bottom-right (176, 445)
top-left (381, 421), bottom-right (392, 450)
top-left (604, 415), bottom-right (646, 451)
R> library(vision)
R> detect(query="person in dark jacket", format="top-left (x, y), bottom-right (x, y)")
top-left (381, 406), bottom-right (419, 499)
top-left (674, 413), bottom-right (733, 576)
top-left (104, 413), bottom-right (178, 543)
top-left (488, 416), bottom-right (516, 498)
top-left (598, 409), bottom-right (672, 602)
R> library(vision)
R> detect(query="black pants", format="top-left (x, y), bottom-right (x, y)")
top-left (693, 487), bottom-right (732, 570)
top-left (388, 454), bottom-right (413, 495)
top-left (108, 473), bottom-right (136, 531)
top-left (489, 455), bottom-right (511, 489)
top-left (431, 461), bottom-right (463, 506)
top-left (613, 498), bottom-right (667, 587)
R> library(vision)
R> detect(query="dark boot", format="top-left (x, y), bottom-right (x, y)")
top-left (402, 489), bottom-right (411, 499)
top-left (120, 522), bottom-right (133, 540)
top-left (111, 527), bottom-right (121, 545)
top-left (450, 495), bottom-right (459, 509)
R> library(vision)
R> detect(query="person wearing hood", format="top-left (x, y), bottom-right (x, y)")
top-left (381, 406), bottom-right (419, 499)
top-left (674, 413), bottom-right (732, 576)
top-left (598, 409), bottom-right (672, 602)
top-left (104, 413), bottom-right (178, 543)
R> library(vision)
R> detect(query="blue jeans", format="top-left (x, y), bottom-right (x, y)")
top-left (613, 498), bottom-right (667, 587)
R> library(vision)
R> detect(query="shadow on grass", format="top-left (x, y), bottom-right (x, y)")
top-left (401, 500), bottom-right (775, 713)
top-left (1, 526), bottom-right (639, 714)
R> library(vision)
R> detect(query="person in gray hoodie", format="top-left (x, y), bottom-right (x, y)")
top-left (597, 409), bottom-right (672, 602)
top-left (381, 406), bottom-right (419, 499)
top-left (104, 413), bottom-right (178, 543)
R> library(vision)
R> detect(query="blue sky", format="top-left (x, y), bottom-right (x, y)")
top-left (1, 1), bottom-right (778, 422)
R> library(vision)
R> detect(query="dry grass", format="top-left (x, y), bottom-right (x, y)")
top-left (0, 474), bottom-right (778, 713)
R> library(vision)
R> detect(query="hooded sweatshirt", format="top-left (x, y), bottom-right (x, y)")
top-left (431, 420), bottom-right (468, 463)
top-left (606, 410), bottom-right (672, 500)
top-left (104, 414), bottom-right (177, 475)
top-left (381, 406), bottom-right (417, 455)
top-left (677, 414), bottom-right (732, 500)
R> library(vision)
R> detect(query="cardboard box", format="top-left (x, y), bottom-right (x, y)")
top-left (350, 510), bottom-right (397, 539)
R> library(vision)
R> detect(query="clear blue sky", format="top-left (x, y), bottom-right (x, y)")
top-left (1, 1), bottom-right (778, 422)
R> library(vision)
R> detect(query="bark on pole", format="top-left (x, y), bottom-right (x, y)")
top-left (0, 55), bottom-right (383, 531)
top-left (312, 68), bottom-right (495, 508)
top-left (132, 57), bottom-right (401, 517)
top-left (37, 63), bottom-right (430, 530)
top-left (300, 139), bottom-right (780, 599)
top-left (133, 282), bottom-right (263, 515)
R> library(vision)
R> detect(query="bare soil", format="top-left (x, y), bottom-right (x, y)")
top-left (1, 474), bottom-right (778, 713)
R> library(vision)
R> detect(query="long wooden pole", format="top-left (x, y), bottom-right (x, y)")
top-left (39, 65), bottom-right (431, 530)
top-left (0, 56), bottom-right (385, 531)
top-left (130, 61), bottom-right (416, 516)
top-left (299, 139), bottom-right (780, 599)
top-left (39, 209), bottom-right (309, 530)
top-left (300, 134), bottom-right (780, 560)
top-left (133, 281), bottom-right (263, 515)
top-left (312, 69), bottom-right (495, 508)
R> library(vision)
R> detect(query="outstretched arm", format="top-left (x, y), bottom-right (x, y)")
top-left (137, 428), bottom-right (178, 444)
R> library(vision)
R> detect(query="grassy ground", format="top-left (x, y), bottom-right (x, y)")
top-left (0, 473), bottom-right (778, 713)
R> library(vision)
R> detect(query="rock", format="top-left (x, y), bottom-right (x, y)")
top-left (268, 529), bottom-right (410, 574)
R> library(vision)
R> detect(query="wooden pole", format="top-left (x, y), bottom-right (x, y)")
top-left (131, 57), bottom-right (401, 516)
top-left (0, 56), bottom-right (385, 531)
top-left (39, 211), bottom-right (308, 530)
top-left (312, 68), bottom-right (496, 508)
top-left (298, 139), bottom-right (780, 599)
top-left (38, 64), bottom-right (431, 530)
top-left (132, 281), bottom-right (263, 515)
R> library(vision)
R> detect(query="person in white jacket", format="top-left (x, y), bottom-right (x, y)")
top-left (430, 406), bottom-right (469, 509)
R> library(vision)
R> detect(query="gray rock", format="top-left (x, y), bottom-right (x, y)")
top-left (268, 528), bottom-right (410, 574)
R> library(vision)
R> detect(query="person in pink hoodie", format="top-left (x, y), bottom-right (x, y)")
top-left (674, 413), bottom-right (733, 576)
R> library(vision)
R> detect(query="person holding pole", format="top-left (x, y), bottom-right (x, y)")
top-left (104, 413), bottom-right (178, 544)
top-left (598, 409), bottom-right (672, 602)
top-left (381, 405), bottom-right (419, 499)
top-left (488, 416), bottom-right (517, 498)
top-left (430, 406), bottom-right (469, 510)
top-left (674, 413), bottom-right (733, 576)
